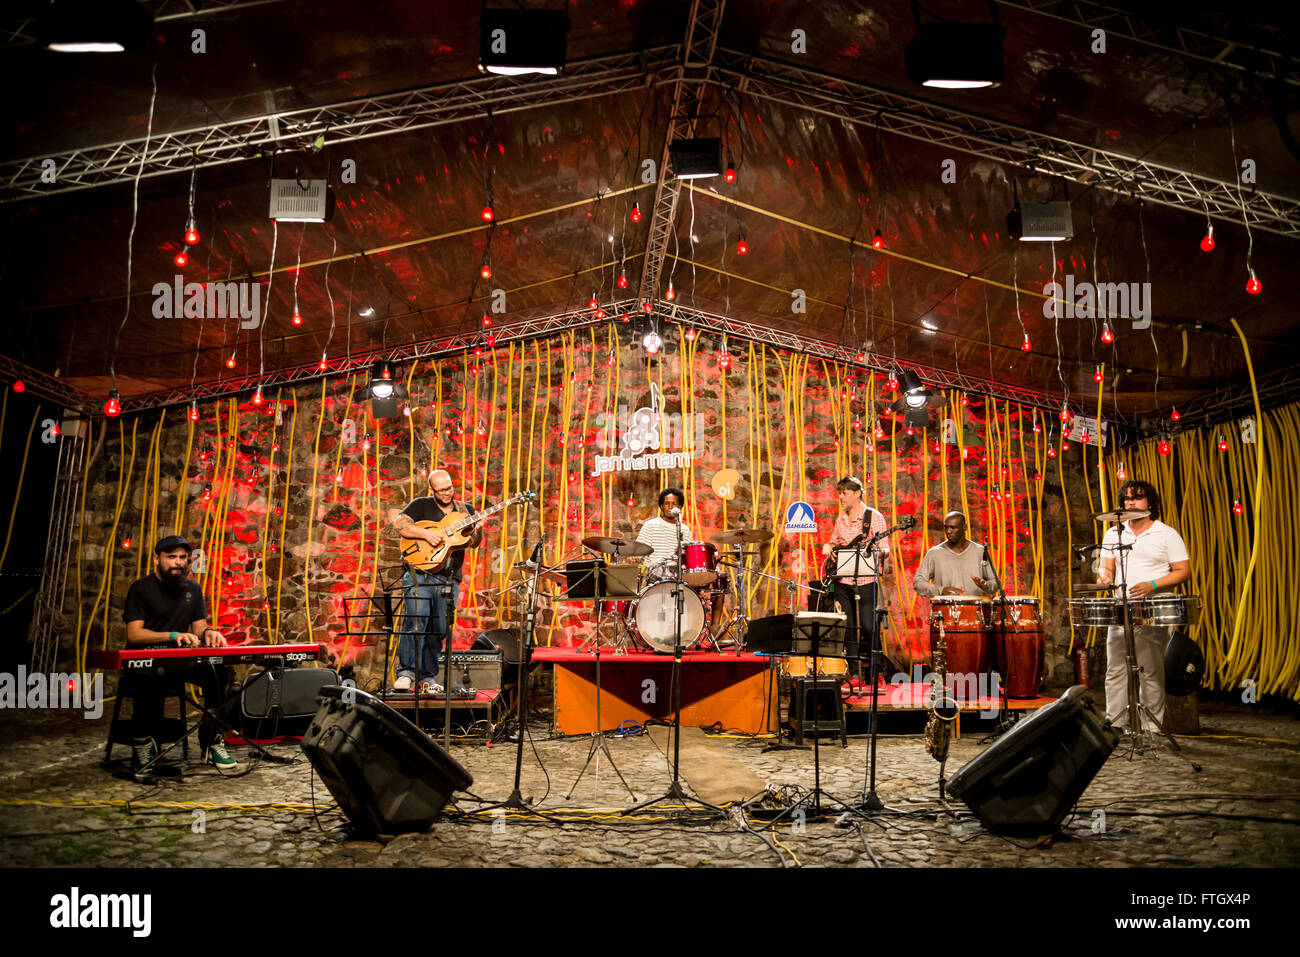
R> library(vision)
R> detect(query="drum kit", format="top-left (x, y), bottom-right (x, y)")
top-left (574, 526), bottom-right (775, 653)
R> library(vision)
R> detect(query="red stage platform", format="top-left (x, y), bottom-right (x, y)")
top-left (532, 647), bottom-right (778, 735)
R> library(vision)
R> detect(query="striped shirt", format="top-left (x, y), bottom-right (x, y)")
top-left (636, 516), bottom-right (694, 569)
top-left (827, 506), bottom-right (889, 586)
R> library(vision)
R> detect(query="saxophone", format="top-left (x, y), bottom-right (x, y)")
top-left (924, 613), bottom-right (960, 763)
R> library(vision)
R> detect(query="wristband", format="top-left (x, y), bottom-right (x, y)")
top-left (168, 631), bottom-right (180, 646)
top-left (1149, 580), bottom-right (1159, 593)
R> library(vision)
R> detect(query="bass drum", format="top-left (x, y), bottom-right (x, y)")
top-left (633, 581), bottom-right (706, 653)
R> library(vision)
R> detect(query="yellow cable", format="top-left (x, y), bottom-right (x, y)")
top-left (0, 408), bottom-right (40, 571)
top-left (1226, 318), bottom-right (1265, 668)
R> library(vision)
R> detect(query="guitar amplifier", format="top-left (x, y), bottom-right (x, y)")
top-left (447, 650), bottom-right (504, 690)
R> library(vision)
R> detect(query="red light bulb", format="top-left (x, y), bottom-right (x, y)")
top-left (886, 376), bottom-right (899, 392)
top-left (1158, 439), bottom-right (1171, 455)
top-left (1101, 324), bottom-right (1114, 344)
top-left (480, 263), bottom-right (492, 279)
top-left (1032, 420), bottom-right (1041, 433)
top-left (961, 395), bottom-right (969, 407)
top-left (1233, 499), bottom-right (1244, 515)
top-left (271, 441), bottom-right (280, 453)
top-left (1116, 464), bottom-right (1127, 480)
top-left (905, 425), bottom-right (915, 437)
top-left (291, 311), bottom-right (303, 326)
top-left (626, 494), bottom-right (635, 507)
top-left (1246, 270), bottom-right (1261, 295)
top-left (12, 380), bottom-right (24, 393)
top-left (1218, 436), bottom-right (1228, 452)
top-left (718, 350), bottom-right (732, 369)
top-left (642, 301), bottom-right (652, 314)
top-left (50, 423), bottom-right (60, 437)
top-left (202, 484), bottom-right (212, 500)
top-left (173, 249), bottom-right (188, 268)
top-left (684, 327), bottom-right (696, 341)
top-left (184, 220), bottom-right (200, 245)
top-left (872, 230), bottom-right (884, 250)
top-left (482, 314), bottom-right (492, 327)
top-left (104, 390), bottom-right (121, 417)
top-left (1170, 407), bottom-right (1180, 422)
top-left (736, 236), bottom-right (748, 256)
top-left (252, 387), bottom-right (264, 406)
top-left (380, 365), bottom-right (391, 379)
top-left (1199, 226), bottom-right (1214, 252)
top-left (724, 166), bottom-right (736, 183)
top-left (486, 334), bottom-right (496, 347)
top-left (225, 354), bottom-right (237, 369)
top-left (481, 204), bottom-right (494, 223)
top-left (318, 355), bottom-right (329, 371)
top-left (630, 203), bottom-right (642, 223)
top-left (1047, 446), bottom-right (1057, 459)
top-left (664, 281), bottom-right (675, 302)
top-left (188, 401), bottom-right (199, 421)
top-left (617, 273), bottom-right (628, 289)
top-left (589, 294), bottom-right (598, 309)
top-left (122, 538), bottom-right (131, 549)
top-left (1059, 407), bottom-right (1071, 423)
top-left (1094, 366), bottom-right (1104, 383)
top-left (855, 351), bottom-right (865, 363)
top-left (606, 352), bottom-right (617, 367)
top-left (1021, 335), bottom-right (1032, 352)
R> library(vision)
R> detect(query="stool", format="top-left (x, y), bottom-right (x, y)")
top-left (104, 674), bottom-right (191, 763)
top-left (792, 676), bottom-right (847, 747)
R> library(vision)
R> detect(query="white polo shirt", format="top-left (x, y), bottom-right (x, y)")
top-left (1100, 519), bottom-right (1189, 587)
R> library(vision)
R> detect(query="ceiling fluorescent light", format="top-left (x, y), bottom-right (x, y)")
top-left (480, 9), bottom-right (568, 76)
top-left (904, 1), bottom-right (1005, 90)
top-left (669, 138), bottom-right (723, 179)
top-left (39, 0), bottom-right (153, 53)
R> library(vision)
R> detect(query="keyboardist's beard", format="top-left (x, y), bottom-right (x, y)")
top-left (161, 566), bottom-right (187, 587)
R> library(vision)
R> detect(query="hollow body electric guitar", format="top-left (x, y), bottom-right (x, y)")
top-left (400, 491), bottom-right (536, 573)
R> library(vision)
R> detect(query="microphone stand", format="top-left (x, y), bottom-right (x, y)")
top-left (623, 511), bottom-right (725, 818)
top-left (978, 540), bottom-right (1015, 743)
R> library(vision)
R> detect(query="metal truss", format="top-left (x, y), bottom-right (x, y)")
top-left (0, 45), bottom-right (681, 203)
top-left (716, 50), bottom-right (1300, 239)
top-left (1149, 363), bottom-right (1300, 432)
top-left (636, 0), bottom-right (728, 305)
top-left (1, 1), bottom-right (288, 47)
top-left (659, 301), bottom-right (1127, 421)
top-left (0, 354), bottom-right (93, 411)
top-left (117, 303), bottom-right (637, 414)
top-left (1001, 0), bottom-right (1300, 89)
top-left (27, 425), bottom-right (88, 674)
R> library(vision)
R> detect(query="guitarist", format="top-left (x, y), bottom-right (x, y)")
top-left (821, 476), bottom-right (891, 684)
top-left (389, 469), bottom-right (483, 694)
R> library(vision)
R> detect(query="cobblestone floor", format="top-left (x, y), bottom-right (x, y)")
top-left (1, 693), bottom-right (1297, 869)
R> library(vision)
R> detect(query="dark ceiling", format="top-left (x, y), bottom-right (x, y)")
top-left (2, 0), bottom-right (1298, 424)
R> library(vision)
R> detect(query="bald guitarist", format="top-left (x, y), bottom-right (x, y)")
top-left (388, 469), bottom-right (483, 694)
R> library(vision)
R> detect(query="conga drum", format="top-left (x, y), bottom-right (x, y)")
top-left (929, 597), bottom-right (990, 697)
top-left (989, 595), bottom-right (1044, 699)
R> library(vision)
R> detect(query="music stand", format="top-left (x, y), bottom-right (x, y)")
top-left (564, 563), bottom-right (638, 800)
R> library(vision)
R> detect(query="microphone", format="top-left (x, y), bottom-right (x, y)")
top-left (668, 507), bottom-right (681, 518)
top-left (530, 534), bottom-right (546, 564)
top-left (1072, 543), bottom-right (1102, 559)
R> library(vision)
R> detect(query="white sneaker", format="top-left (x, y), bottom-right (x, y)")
top-left (393, 675), bottom-right (413, 692)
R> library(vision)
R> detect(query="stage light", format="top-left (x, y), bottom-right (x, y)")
top-left (1008, 199), bottom-right (1072, 242)
top-left (897, 370), bottom-right (924, 396)
top-left (904, 12), bottom-right (1005, 89)
top-left (174, 248), bottom-right (188, 268)
top-left (370, 363), bottom-right (395, 399)
top-left (38, 0), bottom-right (152, 53)
top-left (1199, 225), bottom-right (1214, 252)
top-left (104, 389), bottom-right (121, 418)
top-left (479, 8), bottom-right (568, 76)
top-left (1246, 269), bottom-right (1262, 295)
top-left (669, 138), bottom-right (722, 179)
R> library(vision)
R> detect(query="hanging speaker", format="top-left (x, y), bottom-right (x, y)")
top-left (300, 686), bottom-right (472, 838)
top-left (947, 685), bottom-right (1118, 836)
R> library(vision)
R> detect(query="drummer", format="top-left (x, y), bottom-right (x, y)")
top-left (1096, 480), bottom-right (1190, 734)
top-left (913, 512), bottom-right (995, 598)
top-left (634, 488), bottom-right (692, 571)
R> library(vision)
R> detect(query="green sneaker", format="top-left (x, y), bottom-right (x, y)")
top-left (205, 735), bottom-right (240, 771)
top-left (130, 736), bottom-right (158, 775)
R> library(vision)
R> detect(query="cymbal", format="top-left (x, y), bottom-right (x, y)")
top-left (581, 535), bottom-right (653, 557)
top-left (1073, 583), bottom-right (1117, 593)
top-left (1094, 507), bottom-right (1149, 523)
top-left (711, 526), bottom-right (775, 546)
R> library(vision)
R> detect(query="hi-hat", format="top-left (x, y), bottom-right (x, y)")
top-left (581, 535), bottom-right (652, 557)
top-left (711, 526), bottom-right (774, 546)
top-left (1094, 507), bottom-right (1149, 522)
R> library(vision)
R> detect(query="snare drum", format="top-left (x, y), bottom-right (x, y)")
top-left (680, 541), bottom-right (719, 586)
top-left (1137, 594), bottom-right (1202, 627)
top-left (1068, 597), bottom-right (1126, 628)
top-left (642, 559), bottom-right (678, 586)
top-left (929, 597), bottom-right (990, 691)
top-left (632, 580), bottom-right (706, 653)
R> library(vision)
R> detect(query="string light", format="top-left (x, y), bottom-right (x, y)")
top-left (626, 493), bottom-right (635, 507)
top-left (50, 423), bottom-right (60, 437)
top-left (589, 293), bottom-right (598, 309)
top-left (225, 354), bottom-right (237, 369)
top-left (173, 248), bottom-right (188, 268)
top-left (960, 394), bottom-right (969, 407)
top-left (184, 218), bottom-right (200, 246)
top-left (1170, 407), bottom-right (1180, 422)
top-left (724, 161), bottom-right (736, 183)
top-left (606, 351), bottom-right (617, 367)
top-left (12, 380), bottom-right (24, 393)
top-left (291, 311), bottom-right (303, 326)
top-left (252, 386), bottom-right (264, 406)
top-left (122, 538), bottom-right (132, 549)
top-left (1233, 499), bottom-right (1244, 515)
top-left (872, 229), bottom-right (884, 250)
top-left (1158, 436), bottom-right (1172, 455)
top-left (664, 281), bottom-right (675, 301)
top-left (202, 484), bottom-right (212, 501)
top-left (617, 273), bottom-right (629, 289)
top-left (1059, 407), bottom-right (1071, 423)
top-left (717, 343), bottom-right (732, 369)
top-left (486, 334), bottom-right (496, 348)
top-left (1218, 435), bottom-right (1229, 452)
top-left (1047, 446), bottom-right (1057, 459)
top-left (318, 353), bottom-right (329, 371)
top-left (1032, 420), bottom-right (1041, 434)
top-left (104, 390), bottom-right (121, 417)
top-left (855, 351), bottom-right (865, 363)
top-left (1116, 462), bottom-right (1127, 480)
top-left (482, 314), bottom-right (492, 327)
top-left (595, 307), bottom-right (606, 319)
top-left (1101, 323), bottom-right (1114, 344)
top-left (1199, 224), bottom-right (1214, 252)
top-left (630, 203), bottom-right (642, 223)
top-left (1094, 366), bottom-right (1104, 383)
top-left (1021, 334), bottom-right (1032, 352)
top-left (480, 261), bottom-right (493, 280)
top-left (684, 327), bottom-right (696, 341)
top-left (886, 375), bottom-right (899, 392)
top-left (642, 301), bottom-right (652, 314)
top-left (736, 233), bottom-right (748, 256)
top-left (481, 203), bottom-right (494, 223)
top-left (1246, 269), bottom-right (1262, 295)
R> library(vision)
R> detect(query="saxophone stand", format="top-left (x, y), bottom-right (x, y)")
top-left (978, 541), bottom-right (1016, 744)
top-left (622, 515), bottom-right (726, 819)
top-left (925, 616), bottom-right (960, 804)
top-left (565, 563), bottom-right (637, 801)
top-left (477, 533), bottom-right (563, 819)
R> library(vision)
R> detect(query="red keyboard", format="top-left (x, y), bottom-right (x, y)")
top-left (89, 643), bottom-right (325, 672)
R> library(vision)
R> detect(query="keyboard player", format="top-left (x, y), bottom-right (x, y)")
top-left (120, 535), bottom-right (241, 775)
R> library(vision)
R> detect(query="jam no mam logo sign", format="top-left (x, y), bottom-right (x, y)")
top-left (592, 383), bottom-right (700, 475)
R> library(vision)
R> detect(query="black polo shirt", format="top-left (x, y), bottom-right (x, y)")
top-left (123, 573), bottom-right (208, 635)
top-left (401, 496), bottom-right (477, 580)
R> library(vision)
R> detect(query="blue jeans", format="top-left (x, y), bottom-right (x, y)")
top-left (398, 571), bottom-right (459, 682)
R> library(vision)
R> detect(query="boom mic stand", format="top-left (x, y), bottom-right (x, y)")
top-left (623, 513), bottom-right (726, 819)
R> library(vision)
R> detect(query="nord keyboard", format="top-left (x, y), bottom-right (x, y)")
top-left (89, 643), bottom-right (325, 673)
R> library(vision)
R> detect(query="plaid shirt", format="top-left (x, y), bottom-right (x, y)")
top-left (827, 506), bottom-right (889, 586)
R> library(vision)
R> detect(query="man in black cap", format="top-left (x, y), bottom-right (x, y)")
top-left (120, 535), bottom-right (240, 775)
